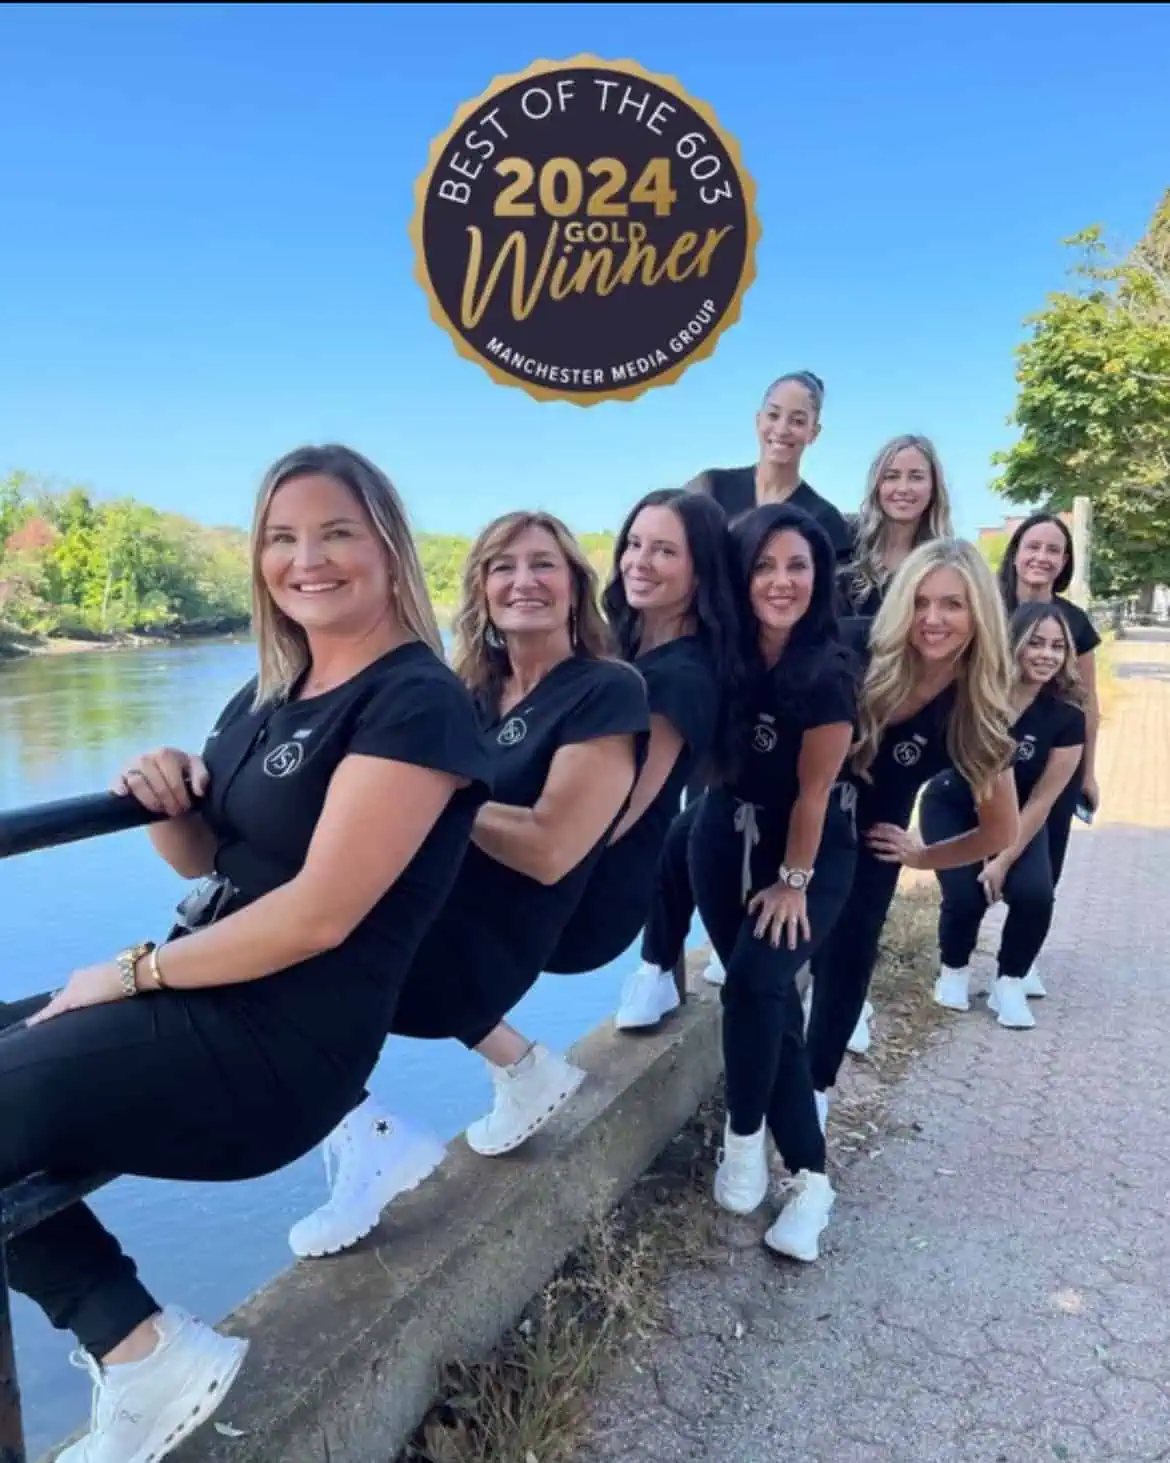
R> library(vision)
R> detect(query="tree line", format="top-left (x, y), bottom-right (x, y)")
top-left (994, 186), bottom-right (1170, 604)
top-left (0, 473), bottom-right (618, 649)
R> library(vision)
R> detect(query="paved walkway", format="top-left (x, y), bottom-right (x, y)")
top-left (578, 630), bottom-right (1170, 1463)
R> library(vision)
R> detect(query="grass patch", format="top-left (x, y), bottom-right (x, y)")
top-left (400, 884), bottom-right (948, 1463)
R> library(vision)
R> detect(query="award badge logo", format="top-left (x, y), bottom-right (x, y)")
top-left (409, 56), bottom-right (761, 405)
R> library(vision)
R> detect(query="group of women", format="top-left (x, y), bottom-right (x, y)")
top-left (0, 372), bottom-right (1101, 1463)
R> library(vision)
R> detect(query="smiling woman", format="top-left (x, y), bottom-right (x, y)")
top-left (287, 508), bottom-right (652, 1262)
top-left (0, 444), bottom-right (492, 1463)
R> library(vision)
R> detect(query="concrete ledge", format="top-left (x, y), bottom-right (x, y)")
top-left (105, 975), bottom-right (723, 1463)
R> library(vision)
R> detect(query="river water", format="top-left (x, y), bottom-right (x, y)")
top-left (0, 639), bottom-right (685, 1455)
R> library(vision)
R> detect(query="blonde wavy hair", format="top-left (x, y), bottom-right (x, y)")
top-left (851, 538), bottom-right (1016, 801)
top-left (844, 435), bottom-right (954, 608)
top-left (452, 510), bottom-right (613, 710)
top-left (1010, 601), bottom-right (1087, 709)
top-left (250, 444), bottom-right (443, 707)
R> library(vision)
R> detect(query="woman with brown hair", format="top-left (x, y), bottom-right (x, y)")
top-left (0, 445), bottom-right (492, 1463)
top-left (920, 600), bottom-right (1087, 1028)
top-left (289, 509), bottom-right (650, 1260)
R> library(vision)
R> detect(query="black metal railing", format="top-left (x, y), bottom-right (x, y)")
top-left (0, 791), bottom-right (162, 1463)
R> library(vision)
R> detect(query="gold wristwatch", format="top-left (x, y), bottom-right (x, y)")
top-left (115, 941), bottom-right (157, 998)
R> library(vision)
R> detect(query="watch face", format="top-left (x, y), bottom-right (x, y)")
top-left (785, 870), bottom-right (809, 890)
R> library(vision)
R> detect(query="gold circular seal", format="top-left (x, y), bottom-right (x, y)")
top-left (409, 55), bottom-right (761, 406)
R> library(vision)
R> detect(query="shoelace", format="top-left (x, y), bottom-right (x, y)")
top-left (69, 1348), bottom-right (108, 1438)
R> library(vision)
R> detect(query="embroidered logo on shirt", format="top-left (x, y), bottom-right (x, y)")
top-left (498, 716), bottom-right (528, 747)
top-left (751, 713), bottom-right (777, 754)
top-left (1015, 736), bottom-right (1037, 761)
top-left (891, 733), bottom-right (927, 768)
top-left (263, 741), bottom-right (305, 778)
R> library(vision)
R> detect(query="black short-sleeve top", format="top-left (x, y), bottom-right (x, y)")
top-left (725, 648), bottom-right (858, 818)
top-left (422, 654), bottom-right (652, 976)
top-left (932, 688), bottom-right (1086, 816)
top-left (194, 641), bottom-right (492, 1051)
top-left (688, 467), bottom-right (854, 563)
top-left (1052, 595), bottom-right (1101, 659)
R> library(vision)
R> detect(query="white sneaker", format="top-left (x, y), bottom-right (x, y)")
top-left (933, 965), bottom-right (971, 1011)
top-left (614, 962), bottom-right (681, 1030)
top-left (1021, 965), bottom-right (1047, 998)
top-left (58, 1306), bottom-right (247, 1463)
top-left (847, 1001), bottom-right (874, 1055)
top-left (764, 1170), bottom-right (835, 1263)
top-left (289, 1097), bottom-right (446, 1259)
top-left (713, 1119), bottom-right (769, 1215)
top-left (701, 951), bottom-right (726, 987)
top-left (814, 1090), bottom-right (830, 1136)
top-left (466, 1044), bottom-right (585, 1156)
top-left (988, 976), bottom-right (1035, 1029)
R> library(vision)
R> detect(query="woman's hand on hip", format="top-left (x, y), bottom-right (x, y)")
top-left (748, 882), bottom-right (811, 951)
top-left (866, 822), bottom-right (926, 868)
top-left (113, 748), bottom-right (209, 818)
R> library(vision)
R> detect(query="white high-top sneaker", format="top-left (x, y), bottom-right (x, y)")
top-left (814, 1090), bottom-right (830, 1136)
top-left (701, 951), bottom-right (726, 987)
top-left (1021, 965), bottom-right (1047, 998)
top-left (764, 1170), bottom-right (836, 1263)
top-left (933, 964), bottom-right (971, 1011)
top-left (57, 1306), bottom-right (247, 1463)
top-left (847, 1001), bottom-right (874, 1054)
top-left (288, 1097), bottom-right (446, 1259)
top-left (988, 976), bottom-right (1036, 1029)
top-left (614, 961), bottom-right (681, 1030)
top-left (466, 1044), bottom-right (585, 1156)
top-left (713, 1118), bottom-right (769, 1215)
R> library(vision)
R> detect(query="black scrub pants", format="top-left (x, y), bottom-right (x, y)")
top-left (1046, 774), bottom-right (1079, 889)
top-left (0, 986), bottom-right (371, 1360)
top-left (920, 789), bottom-right (1057, 979)
top-left (640, 797), bottom-right (703, 970)
top-left (690, 788), bottom-right (857, 1176)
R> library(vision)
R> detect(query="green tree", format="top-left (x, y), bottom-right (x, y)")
top-left (993, 189), bottom-right (1170, 602)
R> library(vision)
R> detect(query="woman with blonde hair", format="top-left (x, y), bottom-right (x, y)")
top-left (805, 538), bottom-right (1020, 1128)
top-left (289, 509), bottom-right (649, 1260)
top-left (920, 600), bottom-right (1087, 1028)
top-left (838, 434), bottom-right (954, 619)
top-left (0, 445), bottom-right (492, 1462)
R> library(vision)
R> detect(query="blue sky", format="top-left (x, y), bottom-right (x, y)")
top-left (2, 2), bottom-right (1168, 540)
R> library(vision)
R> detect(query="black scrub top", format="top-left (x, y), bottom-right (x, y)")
top-left (929, 690), bottom-right (1086, 820)
top-left (840, 621), bottom-right (962, 830)
top-left (545, 634), bottom-right (722, 974)
top-left (1051, 595), bottom-right (1101, 660)
top-left (194, 641), bottom-right (491, 1061)
top-left (725, 650), bottom-right (858, 823)
top-left (391, 654), bottom-right (651, 1040)
top-left (687, 467), bottom-right (854, 562)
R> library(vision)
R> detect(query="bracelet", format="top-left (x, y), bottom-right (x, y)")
top-left (116, 941), bottom-right (156, 998)
top-left (149, 945), bottom-right (169, 991)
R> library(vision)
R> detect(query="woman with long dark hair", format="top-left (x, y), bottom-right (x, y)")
top-left (997, 513), bottom-right (1101, 935)
top-left (806, 540), bottom-right (1020, 1127)
top-left (540, 491), bottom-right (741, 1030)
top-left (920, 601), bottom-right (1087, 1026)
top-left (689, 503), bottom-right (860, 1263)
top-left (288, 510), bottom-right (650, 1259)
top-left (639, 370), bottom-right (853, 996)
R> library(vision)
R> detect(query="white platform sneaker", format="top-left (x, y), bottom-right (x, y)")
top-left (713, 1119), bottom-right (769, 1216)
top-left (765, 1170), bottom-right (836, 1263)
top-left (466, 1044), bottom-right (585, 1156)
top-left (289, 1096), bottom-right (446, 1259)
top-left (987, 976), bottom-right (1036, 1029)
top-left (614, 962), bottom-right (681, 1030)
top-left (933, 964), bottom-right (971, 1012)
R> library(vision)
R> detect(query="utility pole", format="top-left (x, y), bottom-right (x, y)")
top-left (1069, 495), bottom-right (1092, 607)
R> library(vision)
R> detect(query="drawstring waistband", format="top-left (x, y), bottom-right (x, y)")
top-left (732, 800), bottom-right (760, 904)
top-left (731, 782), bottom-right (857, 906)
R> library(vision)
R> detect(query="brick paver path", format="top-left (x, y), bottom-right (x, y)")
top-left (578, 630), bottom-right (1170, 1463)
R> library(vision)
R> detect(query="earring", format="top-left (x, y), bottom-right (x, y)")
top-left (568, 608), bottom-right (579, 648)
top-left (485, 620), bottom-right (503, 649)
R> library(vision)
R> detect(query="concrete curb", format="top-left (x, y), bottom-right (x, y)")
top-left (136, 976), bottom-right (722, 1463)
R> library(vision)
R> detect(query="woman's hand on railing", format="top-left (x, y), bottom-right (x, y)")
top-left (113, 748), bottom-right (209, 819)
